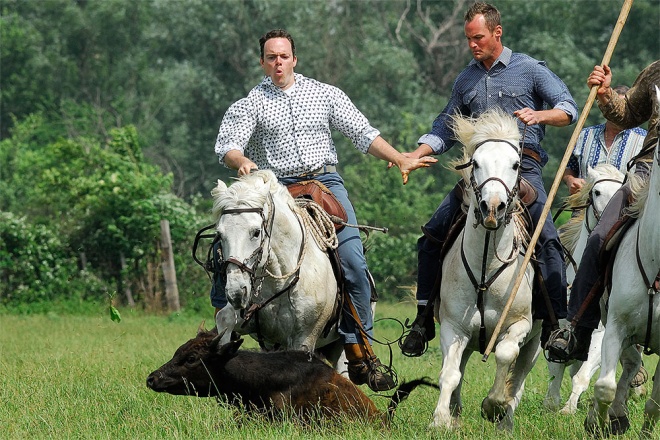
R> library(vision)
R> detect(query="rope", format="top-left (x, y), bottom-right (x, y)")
top-left (294, 199), bottom-right (339, 250)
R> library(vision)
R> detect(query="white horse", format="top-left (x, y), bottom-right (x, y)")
top-left (431, 109), bottom-right (540, 432)
top-left (585, 88), bottom-right (660, 439)
top-left (211, 170), bottom-right (343, 362)
top-left (544, 164), bottom-right (624, 414)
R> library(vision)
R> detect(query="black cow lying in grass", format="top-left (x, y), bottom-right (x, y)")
top-left (147, 327), bottom-right (436, 423)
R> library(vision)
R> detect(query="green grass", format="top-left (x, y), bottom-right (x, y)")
top-left (0, 302), bottom-right (656, 439)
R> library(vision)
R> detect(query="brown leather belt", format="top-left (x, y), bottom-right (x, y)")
top-left (522, 147), bottom-right (541, 164)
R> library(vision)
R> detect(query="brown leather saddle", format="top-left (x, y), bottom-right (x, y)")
top-left (286, 179), bottom-right (348, 230)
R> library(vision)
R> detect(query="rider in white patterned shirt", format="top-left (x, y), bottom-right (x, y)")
top-left (563, 85), bottom-right (647, 195)
top-left (212, 29), bottom-right (436, 392)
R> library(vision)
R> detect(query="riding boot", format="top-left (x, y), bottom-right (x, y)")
top-left (400, 304), bottom-right (436, 357)
top-left (546, 325), bottom-right (594, 363)
top-left (344, 343), bottom-right (396, 392)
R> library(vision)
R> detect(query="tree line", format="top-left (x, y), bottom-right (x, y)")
top-left (1, 0), bottom-right (657, 312)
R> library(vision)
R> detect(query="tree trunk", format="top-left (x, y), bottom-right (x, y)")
top-left (160, 219), bottom-right (180, 312)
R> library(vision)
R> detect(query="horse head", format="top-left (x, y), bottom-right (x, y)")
top-left (451, 109), bottom-right (522, 230)
top-left (585, 164), bottom-right (624, 228)
top-left (212, 171), bottom-right (277, 310)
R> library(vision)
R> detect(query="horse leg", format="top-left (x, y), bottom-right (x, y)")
top-left (585, 325), bottom-right (623, 438)
top-left (544, 358), bottom-right (567, 411)
top-left (215, 304), bottom-right (240, 345)
top-left (431, 326), bottom-right (469, 429)
top-left (481, 320), bottom-right (530, 432)
top-left (561, 324), bottom-right (604, 414)
top-left (605, 344), bottom-right (641, 435)
top-left (640, 359), bottom-right (660, 439)
top-left (496, 321), bottom-right (541, 431)
top-left (449, 349), bottom-right (473, 421)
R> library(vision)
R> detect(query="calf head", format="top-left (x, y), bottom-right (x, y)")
top-left (146, 328), bottom-right (243, 397)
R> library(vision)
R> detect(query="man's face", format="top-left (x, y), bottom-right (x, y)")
top-left (464, 14), bottom-right (502, 69)
top-left (260, 37), bottom-right (297, 90)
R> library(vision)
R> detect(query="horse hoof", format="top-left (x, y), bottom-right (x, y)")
top-left (584, 417), bottom-right (610, 439)
top-left (609, 415), bottom-right (630, 436)
top-left (481, 398), bottom-right (506, 423)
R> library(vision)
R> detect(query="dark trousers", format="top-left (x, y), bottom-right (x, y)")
top-left (416, 155), bottom-right (568, 321)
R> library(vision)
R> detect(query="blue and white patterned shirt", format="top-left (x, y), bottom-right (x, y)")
top-left (419, 47), bottom-right (578, 166)
top-left (214, 73), bottom-right (379, 177)
top-left (567, 124), bottom-right (647, 178)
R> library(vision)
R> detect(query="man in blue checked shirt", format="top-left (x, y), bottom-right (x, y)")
top-left (400, 2), bottom-right (579, 357)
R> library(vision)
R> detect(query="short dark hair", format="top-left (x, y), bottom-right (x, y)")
top-left (464, 2), bottom-right (501, 32)
top-left (259, 29), bottom-right (296, 59)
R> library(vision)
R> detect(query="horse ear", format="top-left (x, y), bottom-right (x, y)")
top-left (197, 320), bottom-right (206, 336)
top-left (586, 166), bottom-right (595, 181)
top-left (211, 179), bottom-right (227, 198)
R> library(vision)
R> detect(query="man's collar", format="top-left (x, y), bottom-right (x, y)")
top-left (469, 46), bottom-right (512, 70)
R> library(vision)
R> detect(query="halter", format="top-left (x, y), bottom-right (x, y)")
top-left (455, 138), bottom-right (522, 228)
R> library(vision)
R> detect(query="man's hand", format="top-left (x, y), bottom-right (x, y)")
top-left (394, 156), bottom-right (438, 185)
top-left (564, 175), bottom-right (585, 195)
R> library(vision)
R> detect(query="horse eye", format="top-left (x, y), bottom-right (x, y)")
top-left (513, 162), bottom-right (520, 171)
top-left (186, 355), bottom-right (197, 364)
top-left (473, 161), bottom-right (480, 170)
top-left (594, 190), bottom-right (601, 197)
top-left (251, 229), bottom-right (260, 239)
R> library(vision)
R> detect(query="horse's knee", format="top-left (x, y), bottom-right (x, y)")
top-left (594, 379), bottom-right (616, 405)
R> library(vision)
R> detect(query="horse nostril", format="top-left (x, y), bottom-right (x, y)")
top-left (147, 375), bottom-right (155, 388)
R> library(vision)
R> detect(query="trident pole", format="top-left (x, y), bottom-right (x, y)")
top-left (482, 0), bottom-right (634, 362)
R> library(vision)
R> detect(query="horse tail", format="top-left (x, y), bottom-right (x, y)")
top-left (385, 377), bottom-right (439, 422)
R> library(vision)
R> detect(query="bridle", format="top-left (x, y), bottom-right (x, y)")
top-left (216, 193), bottom-right (307, 328)
top-left (455, 138), bottom-right (522, 229)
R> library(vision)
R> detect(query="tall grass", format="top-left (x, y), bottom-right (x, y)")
top-left (1, 302), bottom-right (655, 439)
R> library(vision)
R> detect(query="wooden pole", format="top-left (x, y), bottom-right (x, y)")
top-left (161, 219), bottom-right (181, 312)
top-left (482, 0), bottom-right (634, 362)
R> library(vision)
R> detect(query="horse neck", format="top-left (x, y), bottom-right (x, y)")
top-left (265, 197), bottom-right (305, 275)
top-left (638, 159), bottom-right (660, 252)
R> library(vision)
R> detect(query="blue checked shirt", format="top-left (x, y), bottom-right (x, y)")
top-left (215, 73), bottom-right (379, 177)
top-left (419, 47), bottom-right (578, 166)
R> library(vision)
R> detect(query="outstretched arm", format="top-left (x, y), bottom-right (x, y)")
top-left (367, 136), bottom-right (437, 184)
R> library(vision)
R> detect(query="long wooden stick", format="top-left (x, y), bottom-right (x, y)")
top-left (482, 0), bottom-right (634, 362)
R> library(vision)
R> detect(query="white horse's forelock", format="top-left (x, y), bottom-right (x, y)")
top-left (448, 108), bottom-right (520, 181)
top-left (211, 170), bottom-right (295, 222)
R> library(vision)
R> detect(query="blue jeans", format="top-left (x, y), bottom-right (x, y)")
top-left (211, 172), bottom-right (372, 345)
top-left (416, 155), bottom-right (568, 321)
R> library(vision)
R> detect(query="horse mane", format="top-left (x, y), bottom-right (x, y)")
top-left (624, 169), bottom-right (649, 218)
top-left (558, 164), bottom-right (624, 252)
top-left (211, 170), bottom-right (295, 221)
top-left (447, 108), bottom-right (521, 182)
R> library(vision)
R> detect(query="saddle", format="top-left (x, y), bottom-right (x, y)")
top-left (287, 180), bottom-right (348, 230)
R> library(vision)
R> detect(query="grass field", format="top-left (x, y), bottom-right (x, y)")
top-left (1, 301), bottom-right (656, 439)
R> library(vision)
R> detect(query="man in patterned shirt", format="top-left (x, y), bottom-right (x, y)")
top-left (212, 29), bottom-right (436, 391)
top-left (400, 2), bottom-right (579, 357)
top-left (547, 60), bottom-right (660, 362)
top-left (563, 85), bottom-right (646, 195)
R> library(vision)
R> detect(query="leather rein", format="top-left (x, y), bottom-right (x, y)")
top-left (455, 138), bottom-right (524, 354)
top-left (218, 195), bottom-right (306, 346)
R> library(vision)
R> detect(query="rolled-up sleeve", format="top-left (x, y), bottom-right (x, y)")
top-left (328, 86), bottom-right (380, 154)
top-left (214, 98), bottom-right (258, 165)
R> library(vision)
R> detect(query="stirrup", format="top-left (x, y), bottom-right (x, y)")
top-left (399, 323), bottom-right (429, 357)
top-left (544, 327), bottom-right (575, 364)
top-left (630, 365), bottom-right (649, 388)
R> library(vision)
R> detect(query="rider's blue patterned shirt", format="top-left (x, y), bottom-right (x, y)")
top-left (418, 47), bottom-right (578, 166)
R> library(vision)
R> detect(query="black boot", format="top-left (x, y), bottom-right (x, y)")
top-left (546, 325), bottom-right (593, 363)
top-left (400, 304), bottom-right (436, 357)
